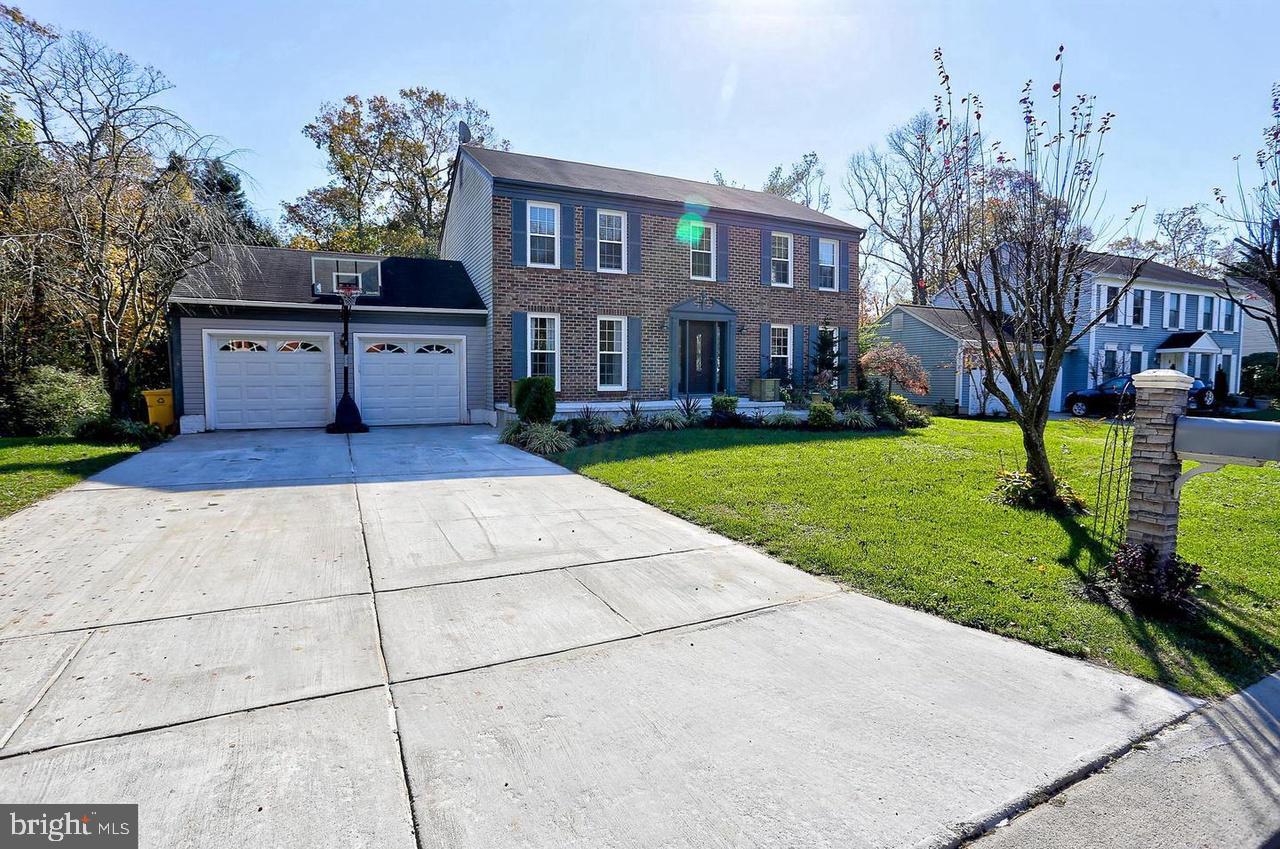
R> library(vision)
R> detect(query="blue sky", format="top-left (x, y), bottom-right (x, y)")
top-left (29, 0), bottom-right (1280, 240)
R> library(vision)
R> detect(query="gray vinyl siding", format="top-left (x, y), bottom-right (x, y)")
top-left (178, 315), bottom-right (488, 422)
top-left (1243, 311), bottom-right (1277, 358)
top-left (873, 310), bottom-right (960, 407)
top-left (442, 153), bottom-right (495, 410)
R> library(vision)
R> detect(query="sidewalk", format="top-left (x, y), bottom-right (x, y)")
top-left (973, 671), bottom-right (1280, 848)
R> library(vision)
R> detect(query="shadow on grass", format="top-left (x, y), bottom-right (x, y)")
top-left (1050, 512), bottom-right (1280, 696)
top-left (0, 450), bottom-right (137, 479)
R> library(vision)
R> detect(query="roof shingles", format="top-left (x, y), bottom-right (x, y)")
top-left (172, 246), bottom-right (485, 311)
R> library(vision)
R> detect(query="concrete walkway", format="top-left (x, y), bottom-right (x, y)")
top-left (0, 427), bottom-right (1201, 847)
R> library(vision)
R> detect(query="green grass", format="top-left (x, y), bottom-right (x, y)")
top-left (0, 436), bottom-right (138, 517)
top-left (560, 418), bottom-right (1280, 698)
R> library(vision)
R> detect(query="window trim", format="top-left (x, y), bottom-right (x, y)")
top-left (1221, 297), bottom-right (1237, 334)
top-left (770, 233), bottom-right (794, 287)
top-left (1129, 288), bottom-right (1147, 327)
top-left (596, 315), bottom-right (627, 392)
top-left (1128, 344), bottom-right (1148, 374)
top-left (1102, 284), bottom-right (1121, 325)
top-left (596, 209), bottom-right (626, 274)
top-left (817, 238), bottom-right (839, 291)
top-left (527, 201), bottom-right (560, 269)
top-left (689, 221), bottom-right (715, 281)
top-left (769, 324), bottom-right (792, 372)
top-left (527, 312), bottom-right (561, 391)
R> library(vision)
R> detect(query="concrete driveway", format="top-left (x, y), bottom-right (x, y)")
top-left (0, 426), bottom-right (1197, 848)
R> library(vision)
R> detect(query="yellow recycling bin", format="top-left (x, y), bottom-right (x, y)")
top-left (142, 389), bottom-right (175, 430)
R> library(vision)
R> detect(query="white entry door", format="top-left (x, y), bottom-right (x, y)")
top-left (356, 335), bottom-right (464, 425)
top-left (207, 332), bottom-right (333, 429)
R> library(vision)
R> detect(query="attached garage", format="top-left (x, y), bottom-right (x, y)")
top-left (205, 331), bottom-right (334, 429)
top-left (355, 334), bottom-right (466, 425)
top-left (169, 246), bottom-right (489, 432)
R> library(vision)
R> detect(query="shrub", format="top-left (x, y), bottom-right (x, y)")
top-left (888, 394), bottom-right (931, 428)
top-left (499, 419), bottom-right (524, 445)
top-left (832, 389), bottom-right (864, 412)
top-left (518, 422), bottom-right (576, 455)
top-left (931, 399), bottom-right (958, 417)
top-left (651, 410), bottom-right (687, 431)
top-left (13, 366), bottom-right (108, 435)
top-left (991, 469), bottom-right (1087, 515)
top-left (840, 408), bottom-right (876, 430)
top-left (1107, 542), bottom-right (1201, 606)
top-left (807, 400), bottom-right (837, 429)
top-left (675, 395), bottom-right (704, 425)
top-left (620, 412), bottom-right (650, 432)
top-left (765, 411), bottom-right (800, 428)
top-left (584, 414), bottom-right (615, 435)
top-left (72, 414), bottom-right (166, 448)
top-left (513, 376), bottom-right (556, 423)
top-left (710, 395), bottom-right (738, 415)
top-left (1241, 358), bottom-right (1278, 400)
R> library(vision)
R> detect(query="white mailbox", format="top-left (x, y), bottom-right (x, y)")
top-left (1173, 416), bottom-right (1280, 494)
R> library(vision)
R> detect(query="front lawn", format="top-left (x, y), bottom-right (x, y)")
top-left (0, 436), bottom-right (138, 517)
top-left (560, 418), bottom-right (1280, 698)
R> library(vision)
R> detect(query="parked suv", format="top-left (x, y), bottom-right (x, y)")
top-left (1065, 376), bottom-right (1216, 417)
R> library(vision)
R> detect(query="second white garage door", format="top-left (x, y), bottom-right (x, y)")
top-left (356, 335), bottom-right (464, 426)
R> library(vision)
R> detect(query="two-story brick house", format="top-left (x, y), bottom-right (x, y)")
top-left (440, 146), bottom-right (864, 415)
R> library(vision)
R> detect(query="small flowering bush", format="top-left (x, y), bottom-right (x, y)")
top-left (1107, 543), bottom-right (1201, 607)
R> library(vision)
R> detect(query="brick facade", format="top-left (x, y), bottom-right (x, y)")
top-left (492, 196), bottom-right (861, 403)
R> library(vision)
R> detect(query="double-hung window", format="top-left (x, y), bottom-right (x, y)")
top-left (1128, 346), bottom-right (1146, 375)
top-left (770, 233), bottom-right (793, 286)
top-left (1130, 289), bottom-right (1145, 326)
top-left (769, 325), bottom-right (791, 376)
top-left (817, 239), bottom-right (838, 290)
top-left (689, 222), bottom-right (714, 280)
top-left (1222, 298), bottom-right (1236, 332)
top-left (1103, 285), bottom-right (1120, 324)
top-left (528, 313), bottom-right (559, 389)
top-left (597, 210), bottom-right (625, 273)
top-left (1222, 352), bottom-right (1234, 391)
top-left (597, 317), bottom-right (626, 391)
top-left (1166, 292), bottom-right (1181, 328)
top-left (527, 202), bottom-right (559, 268)
top-left (1102, 346), bottom-right (1119, 379)
top-left (1201, 295), bottom-right (1215, 331)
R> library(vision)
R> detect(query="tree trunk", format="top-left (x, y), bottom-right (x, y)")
top-left (104, 359), bottom-right (133, 420)
top-left (1020, 416), bottom-right (1058, 498)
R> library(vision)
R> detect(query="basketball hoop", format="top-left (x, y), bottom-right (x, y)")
top-left (336, 278), bottom-right (361, 309)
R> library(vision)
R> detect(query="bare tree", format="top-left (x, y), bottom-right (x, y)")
top-left (932, 46), bottom-right (1142, 505)
top-left (1216, 82), bottom-right (1280, 369)
top-left (0, 7), bottom-right (244, 416)
top-left (714, 151), bottom-right (831, 211)
top-left (845, 111), bottom-right (954, 306)
top-left (1108, 204), bottom-right (1227, 276)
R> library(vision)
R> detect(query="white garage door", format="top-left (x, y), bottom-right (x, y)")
top-left (356, 335), bottom-right (463, 426)
top-left (207, 333), bottom-right (333, 429)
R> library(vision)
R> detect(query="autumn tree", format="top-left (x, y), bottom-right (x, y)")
top-left (845, 112), bottom-right (956, 306)
top-left (284, 89), bottom-right (506, 256)
top-left (1216, 82), bottom-right (1280, 369)
top-left (0, 7), bottom-right (245, 416)
top-left (859, 342), bottom-right (929, 396)
top-left (932, 46), bottom-right (1140, 506)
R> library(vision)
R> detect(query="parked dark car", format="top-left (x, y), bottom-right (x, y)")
top-left (1065, 376), bottom-right (1216, 417)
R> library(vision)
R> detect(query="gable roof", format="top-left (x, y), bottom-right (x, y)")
top-left (1156, 331), bottom-right (1221, 353)
top-left (463, 146), bottom-right (863, 234)
top-left (171, 245), bottom-right (485, 311)
top-left (1086, 252), bottom-right (1223, 290)
top-left (884, 304), bottom-right (1011, 344)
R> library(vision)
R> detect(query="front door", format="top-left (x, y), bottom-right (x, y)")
top-left (684, 320), bottom-right (717, 395)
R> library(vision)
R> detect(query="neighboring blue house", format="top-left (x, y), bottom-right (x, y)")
top-left (876, 254), bottom-right (1244, 415)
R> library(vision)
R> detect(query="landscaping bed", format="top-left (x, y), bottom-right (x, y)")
top-left (558, 417), bottom-right (1280, 698)
top-left (0, 436), bottom-right (139, 517)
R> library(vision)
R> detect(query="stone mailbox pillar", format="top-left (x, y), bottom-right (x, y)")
top-left (1125, 369), bottom-right (1193, 560)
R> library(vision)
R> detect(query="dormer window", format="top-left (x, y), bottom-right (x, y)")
top-left (312, 256), bottom-right (382, 296)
